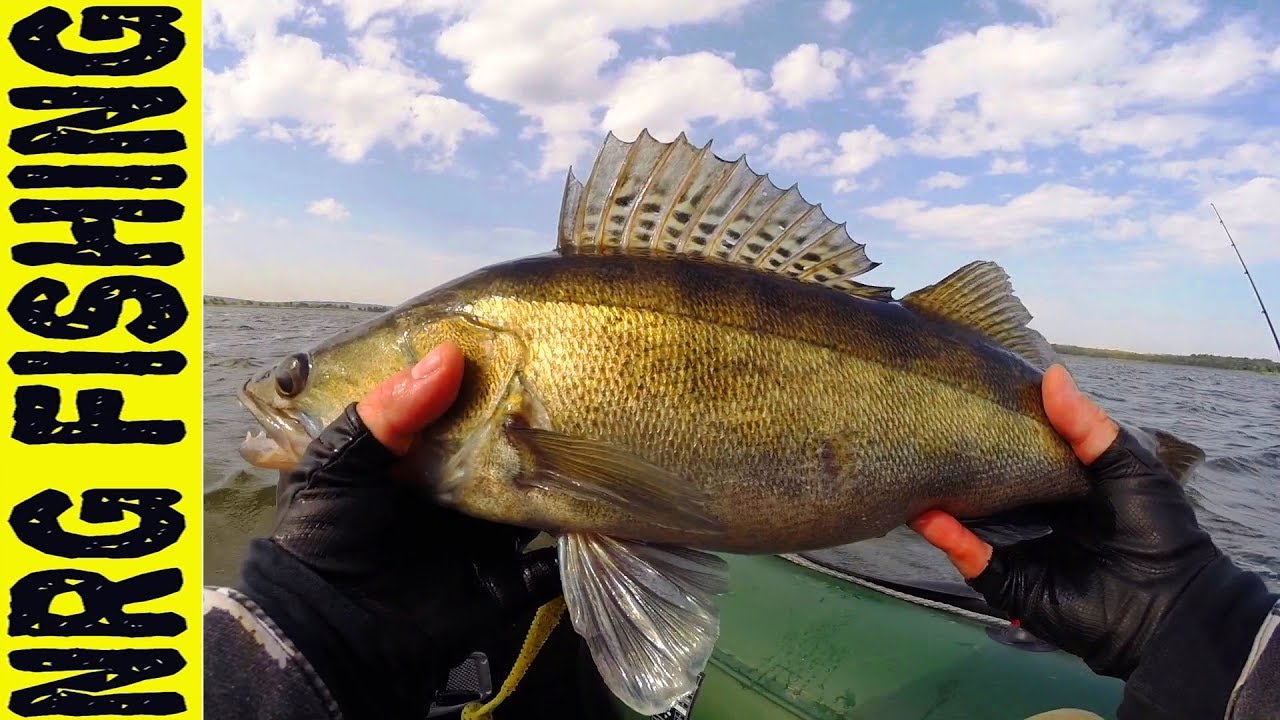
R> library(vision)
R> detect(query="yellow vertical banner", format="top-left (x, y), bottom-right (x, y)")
top-left (0, 2), bottom-right (202, 717)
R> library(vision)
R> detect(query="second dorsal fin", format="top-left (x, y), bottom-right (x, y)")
top-left (557, 130), bottom-right (894, 302)
top-left (901, 261), bottom-right (1057, 369)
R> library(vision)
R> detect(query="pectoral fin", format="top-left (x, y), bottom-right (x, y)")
top-left (558, 533), bottom-right (729, 715)
top-left (960, 504), bottom-right (1056, 546)
top-left (506, 424), bottom-right (723, 533)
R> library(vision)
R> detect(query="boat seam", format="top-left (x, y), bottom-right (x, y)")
top-left (777, 553), bottom-right (1012, 627)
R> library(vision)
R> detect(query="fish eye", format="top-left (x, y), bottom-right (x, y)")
top-left (273, 353), bottom-right (309, 398)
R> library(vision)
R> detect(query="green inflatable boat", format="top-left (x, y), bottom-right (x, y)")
top-left (446, 551), bottom-right (1123, 720)
top-left (618, 553), bottom-right (1122, 719)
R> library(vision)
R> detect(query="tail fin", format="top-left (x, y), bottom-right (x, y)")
top-left (1129, 425), bottom-right (1205, 484)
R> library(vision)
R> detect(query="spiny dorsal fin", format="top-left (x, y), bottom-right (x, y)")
top-left (901, 261), bottom-right (1057, 369)
top-left (557, 130), bottom-right (894, 302)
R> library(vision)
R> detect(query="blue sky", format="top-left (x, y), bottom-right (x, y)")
top-left (203, 0), bottom-right (1280, 359)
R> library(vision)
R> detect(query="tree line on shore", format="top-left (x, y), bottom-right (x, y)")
top-left (204, 295), bottom-right (389, 312)
top-left (1053, 344), bottom-right (1279, 374)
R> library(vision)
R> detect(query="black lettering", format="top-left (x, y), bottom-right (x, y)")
top-left (9, 6), bottom-right (185, 77)
top-left (9, 489), bottom-right (184, 559)
top-left (8, 276), bottom-right (186, 342)
top-left (12, 385), bottom-right (185, 445)
top-left (10, 164), bottom-right (187, 189)
top-left (9, 351), bottom-right (187, 376)
top-left (9, 649), bottom-right (186, 716)
top-left (9, 86), bottom-right (186, 155)
top-left (10, 568), bottom-right (185, 637)
top-left (11, 199), bottom-right (183, 266)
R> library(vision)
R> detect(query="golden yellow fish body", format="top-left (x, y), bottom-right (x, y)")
top-left (299, 253), bottom-right (1082, 554)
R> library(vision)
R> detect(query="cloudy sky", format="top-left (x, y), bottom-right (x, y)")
top-left (203, 0), bottom-right (1280, 359)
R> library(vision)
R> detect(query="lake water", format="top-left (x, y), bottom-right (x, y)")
top-left (204, 306), bottom-right (1280, 591)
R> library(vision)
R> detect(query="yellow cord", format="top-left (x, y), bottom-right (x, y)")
top-left (461, 597), bottom-right (567, 720)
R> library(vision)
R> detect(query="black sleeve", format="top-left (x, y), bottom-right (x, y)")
top-left (203, 585), bottom-right (344, 720)
top-left (1226, 601), bottom-right (1280, 720)
top-left (1118, 556), bottom-right (1279, 720)
top-left (236, 538), bottom-right (449, 720)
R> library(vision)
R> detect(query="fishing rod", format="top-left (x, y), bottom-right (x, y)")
top-left (1210, 203), bottom-right (1280, 357)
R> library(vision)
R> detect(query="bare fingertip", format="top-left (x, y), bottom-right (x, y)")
top-left (908, 509), bottom-right (950, 535)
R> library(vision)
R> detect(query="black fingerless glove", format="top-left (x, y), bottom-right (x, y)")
top-left (967, 428), bottom-right (1277, 719)
top-left (238, 404), bottom-right (560, 720)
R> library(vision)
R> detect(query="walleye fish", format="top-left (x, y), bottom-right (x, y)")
top-left (237, 130), bottom-right (1204, 715)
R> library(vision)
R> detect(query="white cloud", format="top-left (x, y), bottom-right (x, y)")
top-left (307, 198), bottom-right (351, 221)
top-left (205, 0), bottom-right (305, 47)
top-left (1078, 114), bottom-right (1213, 156)
top-left (204, 30), bottom-right (494, 164)
top-left (207, 0), bottom-right (762, 176)
top-left (601, 52), bottom-right (771, 140)
top-left (205, 201), bottom-right (246, 225)
top-left (1121, 23), bottom-right (1270, 104)
top-left (525, 102), bottom-right (599, 177)
top-left (300, 5), bottom-right (326, 26)
top-left (770, 44), bottom-right (849, 108)
top-left (1079, 160), bottom-right (1123, 180)
top-left (1154, 176), bottom-right (1280, 264)
top-left (1139, 140), bottom-right (1280, 186)
top-left (893, 4), bottom-right (1274, 158)
top-left (257, 122), bottom-right (293, 143)
top-left (321, 0), bottom-right (458, 31)
top-left (863, 184), bottom-right (1132, 248)
top-left (1271, 45), bottom-right (1280, 71)
top-left (989, 157), bottom-right (1030, 174)
top-left (922, 171), bottom-right (968, 189)
top-left (830, 127), bottom-right (896, 177)
top-left (765, 126), bottom-right (896, 191)
top-left (723, 132), bottom-right (762, 157)
top-left (1099, 217), bottom-right (1147, 240)
top-left (428, 0), bottom-right (756, 176)
top-left (822, 0), bottom-right (853, 25)
top-left (1132, 0), bottom-right (1203, 31)
top-left (767, 129), bottom-right (828, 171)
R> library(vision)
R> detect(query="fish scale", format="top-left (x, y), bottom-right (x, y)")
top-left (237, 130), bottom-right (1207, 717)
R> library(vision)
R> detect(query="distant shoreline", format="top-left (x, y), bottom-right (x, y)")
top-left (1053, 345), bottom-right (1278, 375)
top-left (204, 295), bottom-right (390, 312)
top-left (203, 296), bottom-right (1278, 374)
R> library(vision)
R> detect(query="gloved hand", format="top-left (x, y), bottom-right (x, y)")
top-left (238, 343), bottom-right (561, 720)
top-left (911, 364), bottom-right (1276, 719)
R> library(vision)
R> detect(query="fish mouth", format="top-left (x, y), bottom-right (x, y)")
top-left (236, 380), bottom-right (312, 470)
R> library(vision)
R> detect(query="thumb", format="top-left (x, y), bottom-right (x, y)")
top-left (357, 342), bottom-right (465, 455)
top-left (1042, 364), bottom-right (1119, 465)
